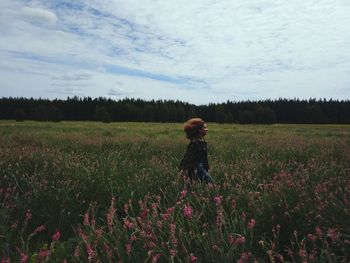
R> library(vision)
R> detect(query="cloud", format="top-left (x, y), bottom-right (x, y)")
top-left (1, 0), bottom-right (350, 103)
top-left (51, 72), bottom-right (92, 81)
top-left (107, 85), bottom-right (134, 97)
top-left (21, 6), bottom-right (58, 26)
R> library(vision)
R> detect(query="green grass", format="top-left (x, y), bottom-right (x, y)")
top-left (0, 121), bottom-right (349, 262)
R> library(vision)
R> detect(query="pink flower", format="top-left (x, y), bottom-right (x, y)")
top-left (152, 254), bottom-right (161, 263)
top-left (307, 234), bottom-right (316, 242)
top-left (167, 207), bottom-right (175, 214)
top-left (183, 204), bottom-right (193, 219)
top-left (141, 208), bottom-right (149, 219)
top-left (170, 223), bottom-right (176, 235)
top-left (235, 236), bottom-right (246, 245)
top-left (11, 222), bottom-right (18, 230)
top-left (216, 210), bottom-right (223, 227)
top-left (86, 244), bottom-right (95, 259)
top-left (20, 252), bottom-right (29, 263)
top-left (214, 195), bottom-right (223, 206)
top-left (83, 212), bottom-right (89, 226)
top-left (123, 218), bottom-right (133, 229)
top-left (247, 219), bottom-right (256, 230)
top-left (156, 220), bottom-right (163, 229)
top-left (227, 233), bottom-right (234, 244)
top-left (161, 213), bottom-right (170, 221)
top-left (52, 230), bottom-right (61, 241)
top-left (34, 225), bottom-right (46, 233)
top-left (170, 249), bottom-right (177, 257)
top-left (212, 245), bottom-right (219, 251)
top-left (241, 212), bottom-right (246, 223)
top-left (180, 190), bottom-right (187, 198)
top-left (315, 226), bottom-right (322, 237)
top-left (107, 197), bottom-right (116, 233)
top-left (327, 228), bottom-right (339, 242)
top-left (25, 210), bottom-right (32, 222)
top-left (38, 249), bottom-right (50, 258)
top-left (124, 203), bottom-right (129, 213)
top-left (237, 252), bottom-right (250, 263)
top-left (1, 258), bottom-right (10, 263)
top-left (125, 243), bottom-right (132, 254)
top-left (298, 249), bottom-right (307, 259)
top-left (190, 253), bottom-right (198, 262)
top-left (231, 200), bottom-right (237, 209)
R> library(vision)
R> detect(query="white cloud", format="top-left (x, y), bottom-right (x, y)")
top-left (0, 0), bottom-right (350, 104)
top-left (21, 6), bottom-right (58, 26)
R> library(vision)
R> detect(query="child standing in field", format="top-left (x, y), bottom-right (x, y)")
top-left (180, 118), bottom-right (214, 184)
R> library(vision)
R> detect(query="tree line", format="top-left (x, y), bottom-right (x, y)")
top-left (0, 97), bottom-right (349, 124)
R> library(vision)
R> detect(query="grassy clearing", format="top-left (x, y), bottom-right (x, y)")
top-left (0, 121), bottom-right (349, 262)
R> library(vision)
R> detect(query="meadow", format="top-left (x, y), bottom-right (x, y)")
top-left (0, 120), bottom-right (349, 262)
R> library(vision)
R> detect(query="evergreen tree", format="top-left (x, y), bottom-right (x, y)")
top-left (14, 108), bottom-right (26, 121)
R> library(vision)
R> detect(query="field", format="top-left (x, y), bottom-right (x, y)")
top-left (0, 121), bottom-right (349, 262)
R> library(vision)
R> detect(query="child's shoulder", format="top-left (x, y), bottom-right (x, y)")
top-left (190, 138), bottom-right (205, 144)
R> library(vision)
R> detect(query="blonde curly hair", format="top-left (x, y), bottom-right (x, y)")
top-left (184, 118), bottom-right (205, 139)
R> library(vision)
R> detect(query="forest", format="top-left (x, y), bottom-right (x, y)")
top-left (0, 97), bottom-right (349, 124)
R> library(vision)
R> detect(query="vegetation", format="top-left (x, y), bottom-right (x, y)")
top-left (0, 121), bottom-right (349, 262)
top-left (1, 97), bottom-right (350, 124)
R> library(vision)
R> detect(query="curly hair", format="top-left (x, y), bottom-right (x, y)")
top-left (184, 118), bottom-right (205, 140)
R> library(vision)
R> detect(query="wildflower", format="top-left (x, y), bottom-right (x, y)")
top-left (83, 212), bottom-right (89, 226)
top-left (74, 245), bottom-right (80, 258)
top-left (107, 209), bottom-right (115, 233)
top-left (247, 219), bottom-right (256, 230)
top-left (214, 195), bottom-right (223, 206)
top-left (34, 225), bottom-right (46, 233)
top-left (170, 249), bottom-right (177, 257)
top-left (307, 234), bottom-right (316, 242)
top-left (78, 228), bottom-right (88, 242)
top-left (190, 253), bottom-right (198, 262)
top-left (228, 233), bottom-right (234, 244)
top-left (1, 258), bottom-right (10, 263)
top-left (25, 210), bottom-right (32, 222)
top-left (161, 213), bottom-right (170, 221)
top-left (170, 223), bottom-right (176, 234)
top-left (235, 236), bottom-right (246, 245)
top-left (141, 208), bottom-right (149, 219)
top-left (231, 200), bottom-right (237, 209)
top-left (123, 218), bottom-right (133, 229)
top-left (237, 252), bottom-right (250, 263)
top-left (86, 244), bottom-right (95, 259)
top-left (212, 244), bottom-right (219, 251)
top-left (315, 226), bottom-right (322, 238)
top-left (125, 243), bottom-right (132, 254)
top-left (241, 211), bottom-right (246, 223)
top-left (156, 220), bottom-right (163, 229)
top-left (124, 203), bottom-right (129, 213)
top-left (152, 254), bottom-right (161, 263)
top-left (327, 228), bottom-right (339, 242)
top-left (11, 221), bottom-right (18, 230)
top-left (298, 249), bottom-right (307, 259)
top-left (38, 249), bottom-right (50, 258)
top-left (19, 252), bottom-right (29, 263)
top-left (183, 204), bottom-right (193, 219)
top-left (167, 207), bottom-right (175, 214)
top-left (180, 190), bottom-right (187, 198)
top-left (95, 228), bottom-right (103, 239)
top-left (52, 230), bottom-right (61, 241)
top-left (216, 210), bottom-right (223, 227)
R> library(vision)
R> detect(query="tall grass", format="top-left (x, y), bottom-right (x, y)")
top-left (0, 121), bottom-right (349, 262)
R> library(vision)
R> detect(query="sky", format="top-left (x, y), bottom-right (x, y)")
top-left (1, 0), bottom-right (350, 105)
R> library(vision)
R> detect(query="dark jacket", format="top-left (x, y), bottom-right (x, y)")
top-left (179, 138), bottom-right (209, 178)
